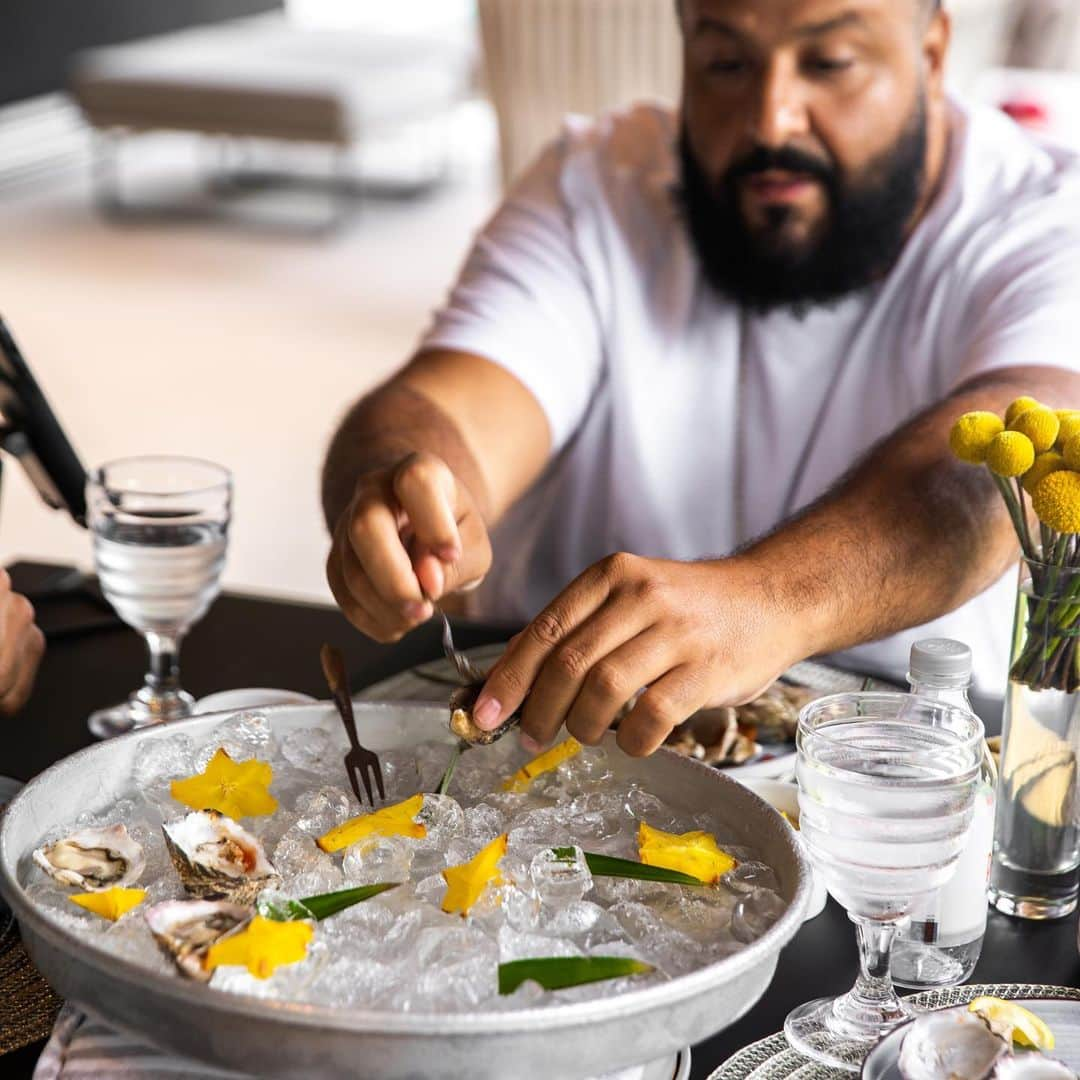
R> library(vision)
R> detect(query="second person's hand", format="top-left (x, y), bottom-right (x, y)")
top-left (326, 451), bottom-right (492, 643)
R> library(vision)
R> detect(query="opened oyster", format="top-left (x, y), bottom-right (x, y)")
top-left (449, 683), bottom-right (521, 746)
top-left (145, 899), bottom-right (252, 981)
top-left (33, 824), bottom-right (145, 891)
top-left (899, 1011), bottom-right (1012, 1080)
top-left (162, 810), bottom-right (278, 904)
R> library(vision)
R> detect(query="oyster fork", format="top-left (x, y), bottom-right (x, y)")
top-left (426, 593), bottom-right (486, 685)
top-left (319, 643), bottom-right (385, 807)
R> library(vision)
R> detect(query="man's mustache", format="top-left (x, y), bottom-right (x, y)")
top-left (723, 146), bottom-right (835, 186)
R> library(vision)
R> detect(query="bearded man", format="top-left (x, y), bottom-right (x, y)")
top-left (322, 0), bottom-right (1080, 756)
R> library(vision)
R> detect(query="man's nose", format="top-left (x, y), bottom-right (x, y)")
top-left (751, 60), bottom-right (810, 148)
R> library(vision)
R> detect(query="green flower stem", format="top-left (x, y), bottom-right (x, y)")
top-left (994, 476), bottom-right (1035, 559)
top-left (1014, 479), bottom-right (1037, 561)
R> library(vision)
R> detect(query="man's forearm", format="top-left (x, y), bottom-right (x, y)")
top-left (739, 369), bottom-right (1080, 658)
top-left (321, 380), bottom-right (490, 532)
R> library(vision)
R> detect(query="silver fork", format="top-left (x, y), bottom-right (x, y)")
top-left (425, 592), bottom-right (486, 685)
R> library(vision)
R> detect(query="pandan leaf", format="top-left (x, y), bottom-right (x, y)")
top-left (549, 847), bottom-right (706, 887)
top-left (498, 956), bottom-right (654, 995)
top-left (259, 883), bottom-right (399, 922)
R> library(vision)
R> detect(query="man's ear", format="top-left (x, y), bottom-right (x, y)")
top-left (922, 8), bottom-right (951, 98)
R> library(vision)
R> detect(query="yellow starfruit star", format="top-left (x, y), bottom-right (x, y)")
top-left (638, 822), bottom-right (737, 885)
top-left (204, 914), bottom-right (313, 980)
top-left (69, 886), bottom-right (147, 921)
top-left (502, 738), bottom-right (582, 793)
top-left (170, 748), bottom-right (278, 819)
top-left (441, 833), bottom-right (508, 916)
top-left (316, 793), bottom-right (426, 854)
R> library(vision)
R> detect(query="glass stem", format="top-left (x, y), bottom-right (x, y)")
top-left (849, 916), bottom-right (906, 1022)
top-left (144, 631), bottom-right (183, 695)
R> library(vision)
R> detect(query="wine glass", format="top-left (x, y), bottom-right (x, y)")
top-left (784, 692), bottom-right (984, 1072)
top-left (86, 456), bottom-right (231, 739)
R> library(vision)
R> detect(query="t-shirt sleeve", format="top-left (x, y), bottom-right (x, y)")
top-left (417, 134), bottom-right (605, 455)
top-left (947, 204), bottom-right (1080, 390)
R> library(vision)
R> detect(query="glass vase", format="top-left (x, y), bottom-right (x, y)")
top-left (988, 557), bottom-right (1080, 919)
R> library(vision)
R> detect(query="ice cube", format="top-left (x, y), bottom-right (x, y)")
top-left (463, 803), bottom-right (506, 842)
top-left (722, 861), bottom-right (780, 896)
top-left (273, 827), bottom-right (334, 878)
top-left (541, 900), bottom-right (608, 938)
top-left (529, 846), bottom-right (592, 905)
top-left (414, 871), bottom-right (448, 906)
top-left (281, 728), bottom-right (336, 773)
top-left (342, 835), bottom-right (413, 885)
top-left (294, 786), bottom-right (352, 836)
top-left (132, 735), bottom-right (195, 793)
top-left (417, 794), bottom-right (465, 846)
top-left (497, 926), bottom-right (583, 962)
top-left (218, 711), bottom-right (276, 760)
top-left (285, 866), bottom-right (344, 899)
top-left (553, 746), bottom-right (612, 796)
top-left (731, 888), bottom-right (786, 944)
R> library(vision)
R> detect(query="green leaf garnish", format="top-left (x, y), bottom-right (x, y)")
top-left (436, 740), bottom-right (470, 796)
top-left (259, 882), bottom-right (399, 922)
top-left (550, 847), bottom-right (706, 887)
top-left (498, 956), bottom-right (654, 995)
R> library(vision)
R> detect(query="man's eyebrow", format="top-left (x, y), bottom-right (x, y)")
top-left (692, 10), bottom-right (866, 41)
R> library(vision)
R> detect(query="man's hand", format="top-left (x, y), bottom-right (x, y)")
top-left (0, 570), bottom-right (45, 716)
top-left (326, 451), bottom-right (493, 643)
top-left (470, 553), bottom-right (803, 757)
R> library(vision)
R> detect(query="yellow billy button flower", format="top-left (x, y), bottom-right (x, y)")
top-left (1062, 434), bottom-right (1080, 472)
top-left (1009, 406), bottom-right (1060, 453)
top-left (316, 793), bottom-right (426, 853)
top-left (204, 914), bottom-right (313, 979)
top-left (1005, 396), bottom-right (1040, 427)
top-left (638, 823), bottom-right (737, 885)
top-left (170, 748), bottom-right (277, 819)
top-left (502, 738), bottom-right (582, 793)
top-left (949, 412), bottom-right (1005, 464)
top-left (986, 431), bottom-right (1036, 478)
top-left (69, 886), bottom-right (147, 921)
top-left (441, 832), bottom-right (508, 916)
top-left (1032, 470), bottom-right (1080, 534)
top-left (1023, 452), bottom-right (1067, 496)
top-left (1054, 412), bottom-right (1080, 447)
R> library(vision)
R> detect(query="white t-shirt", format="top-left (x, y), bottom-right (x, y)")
top-left (419, 99), bottom-right (1080, 696)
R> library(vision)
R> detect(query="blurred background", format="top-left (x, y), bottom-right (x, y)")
top-left (0, 0), bottom-right (1078, 606)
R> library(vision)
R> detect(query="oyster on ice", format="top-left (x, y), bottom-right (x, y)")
top-left (993, 1058), bottom-right (1077, 1080)
top-left (899, 1011), bottom-right (1010, 1080)
top-left (145, 899), bottom-right (252, 981)
top-left (449, 683), bottom-right (521, 746)
top-left (162, 810), bottom-right (278, 903)
top-left (33, 824), bottom-right (145, 891)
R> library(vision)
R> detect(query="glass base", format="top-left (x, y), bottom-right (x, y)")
top-left (988, 882), bottom-right (1078, 920)
top-left (785, 994), bottom-right (915, 1073)
top-left (88, 687), bottom-right (195, 740)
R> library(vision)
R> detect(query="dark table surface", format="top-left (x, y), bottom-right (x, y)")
top-left (3, 565), bottom-right (1079, 1080)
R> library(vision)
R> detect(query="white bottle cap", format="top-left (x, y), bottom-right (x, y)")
top-left (909, 638), bottom-right (972, 680)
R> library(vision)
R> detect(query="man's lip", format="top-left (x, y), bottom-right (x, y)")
top-left (742, 171), bottom-right (819, 201)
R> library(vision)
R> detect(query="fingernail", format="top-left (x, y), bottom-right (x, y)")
top-left (473, 696), bottom-right (502, 730)
top-left (520, 732), bottom-right (543, 754)
top-left (403, 601), bottom-right (428, 621)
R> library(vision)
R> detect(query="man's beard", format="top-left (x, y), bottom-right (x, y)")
top-left (677, 100), bottom-right (928, 315)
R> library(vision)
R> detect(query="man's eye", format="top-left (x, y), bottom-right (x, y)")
top-left (808, 58), bottom-right (854, 74)
top-left (706, 59), bottom-right (747, 76)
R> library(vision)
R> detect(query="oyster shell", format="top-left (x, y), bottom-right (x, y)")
top-left (993, 1057), bottom-right (1077, 1080)
top-left (449, 683), bottom-right (521, 746)
top-left (162, 810), bottom-right (278, 903)
top-left (33, 824), bottom-right (145, 891)
top-left (144, 899), bottom-right (252, 981)
top-left (899, 1011), bottom-right (1010, 1080)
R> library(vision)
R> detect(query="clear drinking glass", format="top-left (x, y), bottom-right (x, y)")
top-left (784, 692), bottom-right (984, 1072)
top-left (86, 456), bottom-right (231, 739)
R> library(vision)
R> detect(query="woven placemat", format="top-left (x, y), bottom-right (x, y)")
top-left (708, 984), bottom-right (1080, 1080)
top-left (0, 911), bottom-right (63, 1054)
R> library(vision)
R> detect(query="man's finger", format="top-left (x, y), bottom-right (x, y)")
top-left (562, 628), bottom-right (675, 747)
top-left (327, 545), bottom-right (411, 643)
top-left (412, 505), bottom-right (493, 601)
top-left (516, 599), bottom-right (647, 748)
top-left (345, 495), bottom-right (425, 612)
top-left (393, 453), bottom-right (462, 564)
top-left (341, 544), bottom-right (427, 633)
top-left (473, 561), bottom-right (614, 730)
top-left (0, 626), bottom-right (43, 716)
top-left (616, 665), bottom-right (704, 757)
top-left (0, 593), bottom-right (35, 696)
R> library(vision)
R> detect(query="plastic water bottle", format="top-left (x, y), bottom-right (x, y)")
top-left (891, 638), bottom-right (994, 989)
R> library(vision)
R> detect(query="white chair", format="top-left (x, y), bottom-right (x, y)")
top-left (477, 0), bottom-right (681, 189)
